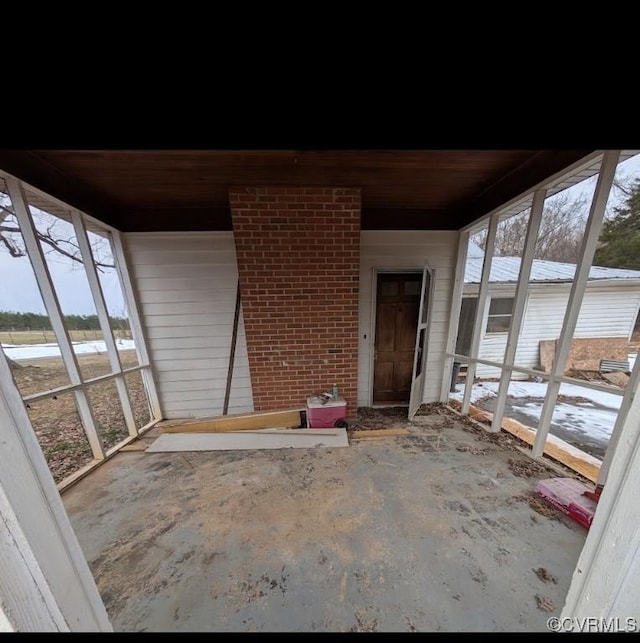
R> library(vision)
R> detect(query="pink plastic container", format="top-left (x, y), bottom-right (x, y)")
top-left (306, 396), bottom-right (348, 428)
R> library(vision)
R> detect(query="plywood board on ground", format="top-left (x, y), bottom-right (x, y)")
top-left (161, 409), bottom-right (303, 434)
top-left (147, 428), bottom-right (349, 452)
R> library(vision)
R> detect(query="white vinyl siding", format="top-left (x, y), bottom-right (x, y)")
top-left (475, 285), bottom-right (640, 378)
top-left (359, 231), bottom-right (458, 406)
top-left (124, 232), bottom-right (253, 419)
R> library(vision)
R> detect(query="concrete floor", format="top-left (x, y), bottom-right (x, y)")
top-left (63, 408), bottom-right (587, 632)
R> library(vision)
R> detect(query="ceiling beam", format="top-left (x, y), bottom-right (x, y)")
top-left (115, 207), bottom-right (460, 232)
top-left (0, 150), bottom-right (126, 228)
top-left (451, 149), bottom-right (595, 227)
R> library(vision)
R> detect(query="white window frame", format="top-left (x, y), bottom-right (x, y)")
top-left (485, 296), bottom-right (515, 334)
top-left (0, 172), bottom-right (162, 491)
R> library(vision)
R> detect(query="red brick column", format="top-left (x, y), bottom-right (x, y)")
top-left (229, 187), bottom-right (361, 414)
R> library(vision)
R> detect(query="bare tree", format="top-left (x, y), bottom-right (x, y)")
top-left (0, 188), bottom-right (115, 370)
top-left (473, 191), bottom-right (589, 263)
top-left (0, 193), bottom-right (114, 271)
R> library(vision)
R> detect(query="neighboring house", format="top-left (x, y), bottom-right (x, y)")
top-left (457, 241), bottom-right (640, 378)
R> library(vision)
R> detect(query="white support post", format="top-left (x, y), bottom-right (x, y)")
top-left (0, 349), bottom-right (112, 631)
top-left (71, 212), bottom-right (137, 437)
top-left (110, 230), bottom-right (162, 420)
top-left (440, 231), bottom-right (469, 402)
top-left (561, 365), bottom-right (640, 620)
top-left (490, 190), bottom-right (546, 431)
top-left (6, 178), bottom-right (105, 460)
top-left (532, 151), bottom-right (620, 457)
top-left (461, 213), bottom-right (498, 415)
top-left (596, 355), bottom-right (640, 486)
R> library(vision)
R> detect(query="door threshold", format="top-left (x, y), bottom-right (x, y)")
top-left (371, 403), bottom-right (409, 408)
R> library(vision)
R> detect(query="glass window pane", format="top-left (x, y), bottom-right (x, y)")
top-left (380, 280), bottom-right (398, 297)
top-left (25, 392), bottom-right (94, 484)
top-left (415, 328), bottom-right (426, 377)
top-left (486, 316), bottom-right (511, 333)
top-left (404, 280), bottom-right (420, 296)
top-left (489, 298), bottom-right (514, 315)
top-left (421, 272), bottom-right (431, 324)
top-left (455, 298), bottom-right (477, 356)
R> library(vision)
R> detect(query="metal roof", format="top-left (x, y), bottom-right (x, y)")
top-left (464, 255), bottom-right (640, 284)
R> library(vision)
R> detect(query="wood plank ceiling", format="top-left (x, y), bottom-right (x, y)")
top-left (0, 150), bottom-right (594, 231)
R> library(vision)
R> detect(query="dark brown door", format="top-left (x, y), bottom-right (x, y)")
top-left (373, 273), bottom-right (422, 402)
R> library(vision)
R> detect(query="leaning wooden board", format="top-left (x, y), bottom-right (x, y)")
top-left (161, 409), bottom-right (303, 434)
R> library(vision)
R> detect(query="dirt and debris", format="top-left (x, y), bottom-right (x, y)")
top-left (349, 609), bottom-right (379, 632)
top-left (455, 444), bottom-right (490, 455)
top-left (533, 567), bottom-right (558, 584)
top-left (415, 402), bottom-right (450, 416)
top-left (509, 458), bottom-right (552, 478)
top-left (529, 497), bottom-right (562, 521)
top-left (534, 594), bottom-right (555, 612)
top-left (602, 371), bottom-right (630, 388)
top-left (349, 404), bottom-right (454, 434)
top-left (350, 407), bottom-right (413, 432)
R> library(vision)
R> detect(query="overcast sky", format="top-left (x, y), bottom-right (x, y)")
top-left (0, 250), bottom-right (126, 317)
top-left (1, 153), bottom-right (639, 316)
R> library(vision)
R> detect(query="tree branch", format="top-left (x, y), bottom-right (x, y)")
top-left (0, 225), bottom-right (114, 269)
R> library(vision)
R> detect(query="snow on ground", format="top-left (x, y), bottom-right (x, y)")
top-left (449, 378), bottom-right (624, 447)
top-left (2, 339), bottom-right (136, 361)
top-left (449, 379), bottom-right (623, 410)
top-left (513, 400), bottom-right (617, 443)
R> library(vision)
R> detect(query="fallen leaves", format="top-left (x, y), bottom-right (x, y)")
top-left (509, 458), bottom-right (550, 478)
top-left (533, 567), bottom-right (558, 584)
top-left (529, 498), bottom-right (562, 521)
top-left (535, 594), bottom-right (555, 612)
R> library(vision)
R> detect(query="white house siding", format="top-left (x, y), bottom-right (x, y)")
top-left (124, 232), bottom-right (254, 419)
top-left (359, 231), bottom-right (458, 407)
top-left (475, 285), bottom-right (640, 378)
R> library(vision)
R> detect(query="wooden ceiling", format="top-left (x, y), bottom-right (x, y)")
top-left (0, 150), bottom-right (594, 231)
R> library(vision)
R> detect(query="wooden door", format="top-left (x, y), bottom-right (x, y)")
top-left (373, 273), bottom-right (422, 402)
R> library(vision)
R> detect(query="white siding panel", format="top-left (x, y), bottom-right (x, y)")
top-left (130, 250), bottom-right (238, 266)
top-left (475, 285), bottom-right (640, 378)
top-left (134, 277), bottom-right (237, 292)
top-left (133, 264), bottom-right (239, 280)
top-left (146, 325), bottom-right (242, 339)
top-left (124, 232), bottom-right (254, 417)
top-left (139, 289), bottom-right (236, 305)
top-left (359, 231), bottom-right (458, 406)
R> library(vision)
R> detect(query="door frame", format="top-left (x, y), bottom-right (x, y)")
top-left (369, 267), bottom-right (424, 406)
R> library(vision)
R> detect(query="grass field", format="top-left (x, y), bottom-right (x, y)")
top-left (0, 329), bottom-right (131, 345)
top-left (10, 350), bottom-right (150, 484)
